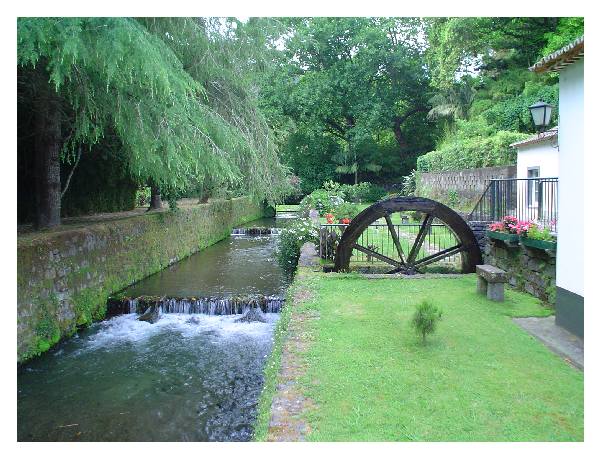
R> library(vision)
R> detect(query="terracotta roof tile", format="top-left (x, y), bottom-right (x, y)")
top-left (510, 127), bottom-right (558, 148)
top-left (530, 36), bottom-right (584, 73)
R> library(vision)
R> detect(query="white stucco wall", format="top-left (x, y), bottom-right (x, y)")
top-left (556, 59), bottom-right (584, 297)
top-left (516, 141), bottom-right (559, 179)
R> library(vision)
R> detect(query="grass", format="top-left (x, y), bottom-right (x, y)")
top-left (257, 270), bottom-right (583, 441)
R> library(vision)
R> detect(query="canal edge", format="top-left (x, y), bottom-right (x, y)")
top-left (253, 264), bottom-right (320, 441)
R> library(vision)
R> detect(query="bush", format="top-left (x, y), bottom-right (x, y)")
top-left (135, 187), bottom-right (151, 207)
top-left (411, 300), bottom-right (443, 343)
top-left (400, 170), bottom-right (417, 196)
top-left (299, 187), bottom-right (344, 217)
top-left (526, 224), bottom-right (556, 241)
top-left (416, 120), bottom-right (528, 173)
top-left (341, 182), bottom-right (386, 203)
top-left (276, 218), bottom-right (319, 273)
top-left (334, 201), bottom-right (361, 220)
top-left (447, 189), bottom-right (459, 207)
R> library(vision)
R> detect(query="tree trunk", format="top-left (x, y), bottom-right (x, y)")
top-left (393, 117), bottom-right (409, 150)
top-left (33, 65), bottom-right (62, 229)
top-left (148, 184), bottom-right (162, 210)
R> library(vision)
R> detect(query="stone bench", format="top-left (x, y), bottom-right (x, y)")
top-left (476, 264), bottom-right (508, 302)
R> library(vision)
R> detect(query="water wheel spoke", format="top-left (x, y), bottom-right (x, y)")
top-left (333, 197), bottom-right (482, 274)
top-left (406, 214), bottom-right (434, 265)
top-left (353, 243), bottom-right (402, 268)
top-left (412, 244), bottom-right (464, 268)
top-left (384, 214), bottom-right (405, 263)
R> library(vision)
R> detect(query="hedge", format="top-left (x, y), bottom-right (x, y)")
top-left (416, 130), bottom-right (529, 173)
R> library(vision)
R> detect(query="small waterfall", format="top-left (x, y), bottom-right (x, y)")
top-left (107, 294), bottom-right (284, 317)
top-left (231, 227), bottom-right (281, 236)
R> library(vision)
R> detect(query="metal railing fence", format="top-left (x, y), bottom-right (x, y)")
top-left (468, 178), bottom-right (558, 230)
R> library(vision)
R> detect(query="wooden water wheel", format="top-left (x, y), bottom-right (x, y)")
top-left (333, 196), bottom-right (482, 274)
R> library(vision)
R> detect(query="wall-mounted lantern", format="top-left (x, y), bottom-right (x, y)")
top-left (528, 101), bottom-right (554, 132)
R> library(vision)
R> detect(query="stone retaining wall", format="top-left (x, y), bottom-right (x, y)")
top-left (17, 197), bottom-right (265, 362)
top-left (468, 221), bottom-right (492, 255)
top-left (484, 238), bottom-right (556, 304)
top-left (417, 165), bottom-right (516, 205)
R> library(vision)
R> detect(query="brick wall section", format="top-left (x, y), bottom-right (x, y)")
top-left (417, 165), bottom-right (516, 202)
top-left (17, 197), bottom-right (265, 362)
top-left (483, 238), bottom-right (556, 304)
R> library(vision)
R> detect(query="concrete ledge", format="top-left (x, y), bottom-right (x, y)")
top-left (513, 316), bottom-right (583, 370)
top-left (476, 264), bottom-right (507, 283)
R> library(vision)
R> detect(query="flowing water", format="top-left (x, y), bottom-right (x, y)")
top-left (18, 215), bottom-right (294, 442)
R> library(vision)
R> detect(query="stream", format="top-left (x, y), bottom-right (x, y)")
top-left (17, 215), bottom-right (294, 442)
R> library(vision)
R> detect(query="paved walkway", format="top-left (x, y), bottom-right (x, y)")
top-left (513, 316), bottom-right (584, 370)
top-left (18, 198), bottom-right (207, 242)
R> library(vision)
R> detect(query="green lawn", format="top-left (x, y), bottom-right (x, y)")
top-left (257, 271), bottom-right (583, 441)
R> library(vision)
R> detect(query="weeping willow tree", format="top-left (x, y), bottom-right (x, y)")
top-left (17, 17), bottom-right (290, 228)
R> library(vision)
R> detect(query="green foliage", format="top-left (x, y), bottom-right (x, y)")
top-left (526, 225), bottom-right (556, 242)
top-left (298, 181), bottom-right (377, 218)
top-left (276, 218), bottom-right (319, 272)
top-left (411, 300), bottom-right (443, 343)
top-left (299, 189), bottom-right (342, 217)
top-left (542, 18), bottom-right (584, 55)
top-left (401, 170), bottom-right (417, 196)
top-left (341, 182), bottom-right (386, 203)
top-left (34, 308), bottom-right (61, 354)
top-left (419, 17), bottom-right (578, 174)
top-left (60, 142), bottom-right (138, 217)
top-left (17, 17), bottom-right (290, 207)
top-left (417, 123), bottom-right (527, 172)
top-left (480, 81), bottom-right (558, 132)
top-left (333, 201), bottom-right (361, 220)
top-left (254, 18), bottom-right (435, 189)
top-left (447, 189), bottom-right (459, 208)
top-left (135, 187), bottom-right (151, 207)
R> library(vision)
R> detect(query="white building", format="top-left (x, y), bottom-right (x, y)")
top-left (510, 127), bottom-right (559, 227)
top-left (530, 36), bottom-right (584, 338)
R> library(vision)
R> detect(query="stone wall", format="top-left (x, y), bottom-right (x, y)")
top-left (417, 166), bottom-right (516, 207)
top-left (483, 238), bottom-right (556, 304)
top-left (17, 197), bottom-right (265, 362)
top-left (468, 221), bottom-right (492, 256)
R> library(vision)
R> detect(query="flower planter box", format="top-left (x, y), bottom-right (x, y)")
top-left (520, 237), bottom-right (557, 251)
top-left (486, 230), bottom-right (520, 246)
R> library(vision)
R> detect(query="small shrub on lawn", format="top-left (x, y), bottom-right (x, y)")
top-left (411, 300), bottom-right (443, 343)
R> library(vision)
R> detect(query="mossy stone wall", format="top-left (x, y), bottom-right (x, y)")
top-left (484, 238), bottom-right (556, 304)
top-left (17, 197), bottom-right (264, 362)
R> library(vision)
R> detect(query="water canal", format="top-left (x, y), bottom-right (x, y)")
top-left (17, 215), bottom-right (294, 441)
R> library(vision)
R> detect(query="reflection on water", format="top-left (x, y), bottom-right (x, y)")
top-left (123, 217), bottom-right (292, 298)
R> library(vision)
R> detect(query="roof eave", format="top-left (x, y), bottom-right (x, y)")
top-left (529, 36), bottom-right (584, 73)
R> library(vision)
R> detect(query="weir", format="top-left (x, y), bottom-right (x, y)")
top-left (108, 294), bottom-right (285, 316)
top-left (231, 227), bottom-right (282, 236)
top-left (18, 214), bottom-right (295, 442)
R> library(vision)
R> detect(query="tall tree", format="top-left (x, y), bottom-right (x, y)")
top-left (32, 63), bottom-right (62, 227)
top-left (18, 17), bottom-right (290, 227)
top-left (255, 17), bottom-right (435, 187)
